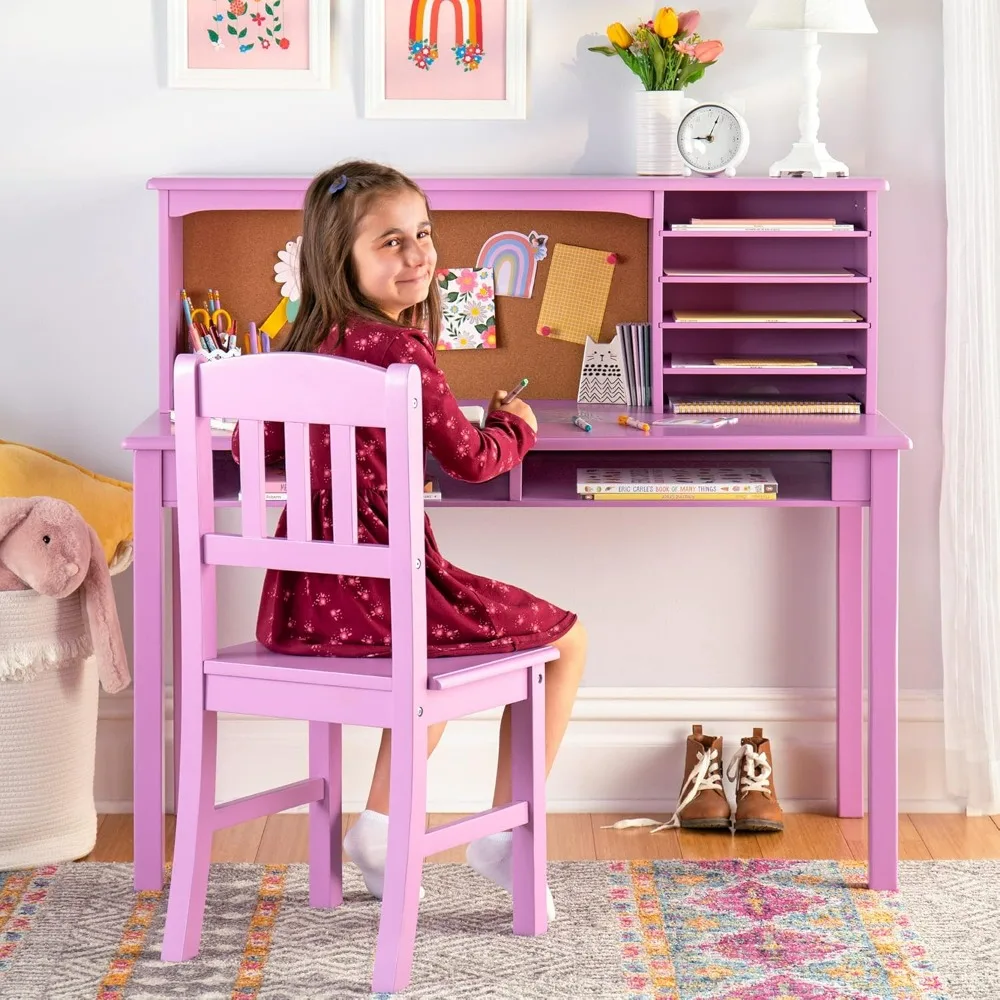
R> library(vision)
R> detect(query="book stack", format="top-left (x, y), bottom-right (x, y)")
top-left (669, 217), bottom-right (856, 232)
top-left (576, 466), bottom-right (778, 501)
top-left (667, 396), bottom-right (861, 415)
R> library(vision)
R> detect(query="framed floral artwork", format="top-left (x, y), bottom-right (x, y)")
top-left (437, 267), bottom-right (497, 350)
top-left (166, 0), bottom-right (331, 89)
top-left (364, 0), bottom-right (527, 119)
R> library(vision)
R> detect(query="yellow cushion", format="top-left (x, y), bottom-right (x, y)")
top-left (0, 440), bottom-right (133, 573)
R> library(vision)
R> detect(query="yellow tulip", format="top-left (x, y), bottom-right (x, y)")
top-left (607, 22), bottom-right (633, 48)
top-left (653, 7), bottom-right (679, 38)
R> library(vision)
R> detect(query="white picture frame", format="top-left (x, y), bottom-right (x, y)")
top-left (364, 0), bottom-right (527, 119)
top-left (166, 0), bottom-right (331, 90)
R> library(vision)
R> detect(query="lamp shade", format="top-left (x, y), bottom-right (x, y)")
top-left (747, 0), bottom-right (877, 33)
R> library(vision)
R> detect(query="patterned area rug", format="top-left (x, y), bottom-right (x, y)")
top-left (0, 859), bottom-right (996, 998)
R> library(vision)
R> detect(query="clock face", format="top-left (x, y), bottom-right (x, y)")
top-left (677, 105), bottom-right (746, 174)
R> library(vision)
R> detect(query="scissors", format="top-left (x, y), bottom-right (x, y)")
top-left (190, 307), bottom-right (233, 334)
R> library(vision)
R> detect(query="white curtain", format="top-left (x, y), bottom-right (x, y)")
top-left (939, 0), bottom-right (1000, 814)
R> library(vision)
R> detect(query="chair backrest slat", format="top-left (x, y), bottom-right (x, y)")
top-left (330, 425), bottom-right (358, 545)
top-left (237, 418), bottom-right (266, 539)
top-left (284, 421), bottom-right (312, 542)
top-left (203, 534), bottom-right (391, 578)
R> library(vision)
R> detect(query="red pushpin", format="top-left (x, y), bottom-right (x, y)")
top-left (540, 325), bottom-right (552, 336)
top-left (606, 253), bottom-right (618, 265)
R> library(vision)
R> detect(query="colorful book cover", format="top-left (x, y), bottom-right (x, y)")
top-left (576, 467), bottom-right (777, 494)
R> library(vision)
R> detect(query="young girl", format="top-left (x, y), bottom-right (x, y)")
top-left (234, 160), bottom-right (587, 918)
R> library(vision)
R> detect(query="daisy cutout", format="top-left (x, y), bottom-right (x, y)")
top-left (274, 236), bottom-right (301, 304)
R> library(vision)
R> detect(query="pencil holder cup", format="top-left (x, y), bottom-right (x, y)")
top-left (197, 346), bottom-right (241, 362)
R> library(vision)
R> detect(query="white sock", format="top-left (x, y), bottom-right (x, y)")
top-left (466, 831), bottom-right (556, 921)
top-left (343, 810), bottom-right (424, 901)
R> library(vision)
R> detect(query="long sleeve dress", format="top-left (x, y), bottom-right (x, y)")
top-left (231, 314), bottom-right (577, 658)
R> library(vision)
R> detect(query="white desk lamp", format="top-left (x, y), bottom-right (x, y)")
top-left (747, 0), bottom-right (877, 177)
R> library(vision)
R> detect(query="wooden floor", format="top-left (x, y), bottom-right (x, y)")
top-left (83, 813), bottom-right (1000, 864)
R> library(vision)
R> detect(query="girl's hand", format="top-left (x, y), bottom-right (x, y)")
top-left (489, 390), bottom-right (538, 432)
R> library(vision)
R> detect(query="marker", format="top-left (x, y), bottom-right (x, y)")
top-left (261, 330), bottom-right (270, 353)
top-left (248, 321), bottom-right (259, 354)
top-left (504, 377), bottom-right (529, 403)
top-left (618, 414), bottom-right (651, 432)
top-left (181, 289), bottom-right (193, 328)
top-left (571, 415), bottom-right (592, 432)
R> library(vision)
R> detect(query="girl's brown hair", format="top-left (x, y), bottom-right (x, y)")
top-left (282, 160), bottom-right (441, 354)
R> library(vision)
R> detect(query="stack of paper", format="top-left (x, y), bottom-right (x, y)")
top-left (616, 323), bottom-right (652, 407)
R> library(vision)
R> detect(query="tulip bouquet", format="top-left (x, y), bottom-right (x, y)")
top-left (590, 7), bottom-right (723, 91)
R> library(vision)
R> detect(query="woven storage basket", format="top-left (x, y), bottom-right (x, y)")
top-left (0, 589), bottom-right (99, 868)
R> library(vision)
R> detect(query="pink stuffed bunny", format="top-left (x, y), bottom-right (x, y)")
top-left (0, 496), bottom-right (130, 693)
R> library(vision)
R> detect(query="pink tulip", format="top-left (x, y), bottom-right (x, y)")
top-left (677, 10), bottom-right (701, 34)
top-left (694, 39), bottom-right (724, 62)
top-left (674, 41), bottom-right (698, 56)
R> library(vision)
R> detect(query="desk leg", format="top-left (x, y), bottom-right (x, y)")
top-left (868, 450), bottom-right (899, 891)
top-left (836, 506), bottom-right (864, 818)
top-left (171, 509), bottom-right (182, 817)
top-left (133, 451), bottom-right (165, 891)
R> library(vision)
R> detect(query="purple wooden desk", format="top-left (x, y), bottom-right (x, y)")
top-left (123, 402), bottom-right (910, 892)
top-left (124, 174), bottom-right (909, 894)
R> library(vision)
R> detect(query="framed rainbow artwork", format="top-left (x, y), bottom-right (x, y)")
top-left (365, 0), bottom-right (527, 120)
top-left (408, 0), bottom-right (485, 70)
top-left (475, 230), bottom-right (548, 298)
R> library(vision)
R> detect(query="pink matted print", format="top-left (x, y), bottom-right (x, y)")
top-left (384, 0), bottom-right (507, 102)
top-left (186, 0), bottom-right (310, 71)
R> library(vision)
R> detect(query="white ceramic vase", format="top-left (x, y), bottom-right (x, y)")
top-left (635, 90), bottom-right (695, 176)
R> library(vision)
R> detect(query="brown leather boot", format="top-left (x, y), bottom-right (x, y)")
top-left (728, 728), bottom-right (784, 833)
top-left (654, 725), bottom-right (730, 831)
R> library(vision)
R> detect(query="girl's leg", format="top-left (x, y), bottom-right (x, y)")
top-left (467, 620), bottom-right (587, 920)
top-left (344, 722), bottom-right (447, 899)
top-left (492, 619), bottom-right (588, 806)
top-left (366, 722), bottom-right (447, 814)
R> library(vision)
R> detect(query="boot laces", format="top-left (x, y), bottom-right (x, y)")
top-left (727, 744), bottom-right (772, 798)
top-left (652, 747), bottom-right (723, 832)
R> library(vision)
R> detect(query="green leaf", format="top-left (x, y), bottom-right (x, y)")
top-left (239, 26), bottom-right (247, 37)
top-left (266, 27), bottom-right (273, 35)
top-left (258, 34), bottom-right (265, 42)
top-left (265, 3), bottom-right (273, 13)
top-left (243, 42), bottom-right (254, 50)
top-left (274, 22), bottom-right (281, 31)
top-left (273, 0), bottom-right (280, 6)
top-left (587, 45), bottom-right (617, 56)
top-left (208, 28), bottom-right (219, 42)
top-left (228, 24), bottom-right (238, 35)
top-left (227, 10), bottom-right (237, 18)
top-left (447, 292), bottom-right (459, 302)
top-left (648, 35), bottom-right (667, 89)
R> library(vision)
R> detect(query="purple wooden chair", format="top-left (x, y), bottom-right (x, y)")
top-left (163, 352), bottom-right (556, 993)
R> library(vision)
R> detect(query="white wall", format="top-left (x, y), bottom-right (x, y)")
top-left (2, 1), bottom-right (948, 808)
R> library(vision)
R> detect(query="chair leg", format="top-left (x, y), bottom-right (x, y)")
top-left (161, 706), bottom-right (218, 961)
top-left (371, 721), bottom-right (428, 995)
top-left (308, 721), bottom-right (343, 909)
top-left (511, 663), bottom-right (547, 936)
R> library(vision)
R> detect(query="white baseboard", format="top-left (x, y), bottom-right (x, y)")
top-left (95, 686), bottom-right (957, 814)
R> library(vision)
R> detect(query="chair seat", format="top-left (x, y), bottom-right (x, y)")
top-left (206, 640), bottom-right (559, 692)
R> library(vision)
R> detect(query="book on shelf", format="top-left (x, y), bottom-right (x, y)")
top-left (423, 480), bottom-right (442, 502)
top-left (576, 466), bottom-right (777, 495)
top-left (668, 354), bottom-right (859, 370)
top-left (615, 322), bottom-right (652, 407)
top-left (670, 220), bottom-right (855, 232)
top-left (663, 267), bottom-right (857, 278)
top-left (583, 491), bottom-right (776, 501)
top-left (670, 310), bottom-right (863, 324)
top-left (691, 217), bottom-right (836, 225)
top-left (668, 395), bottom-right (862, 415)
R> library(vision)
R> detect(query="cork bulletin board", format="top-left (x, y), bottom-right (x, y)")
top-left (182, 209), bottom-right (648, 401)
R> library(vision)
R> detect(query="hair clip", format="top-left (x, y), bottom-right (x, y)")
top-left (328, 174), bottom-right (348, 195)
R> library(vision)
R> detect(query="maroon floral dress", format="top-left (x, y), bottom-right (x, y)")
top-left (232, 314), bottom-right (577, 657)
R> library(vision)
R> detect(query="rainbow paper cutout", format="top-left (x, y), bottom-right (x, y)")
top-left (409, 0), bottom-right (484, 69)
top-left (475, 230), bottom-right (548, 299)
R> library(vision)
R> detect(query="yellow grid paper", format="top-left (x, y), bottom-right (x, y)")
top-left (536, 243), bottom-right (616, 345)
